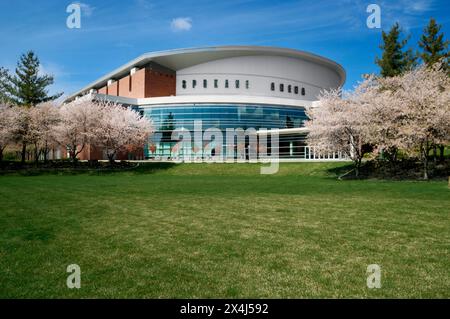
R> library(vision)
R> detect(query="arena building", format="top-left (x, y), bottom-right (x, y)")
top-left (65, 46), bottom-right (346, 161)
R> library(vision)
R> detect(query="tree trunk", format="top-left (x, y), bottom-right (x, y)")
top-left (432, 145), bottom-right (437, 164)
top-left (439, 145), bottom-right (445, 162)
top-left (423, 144), bottom-right (429, 180)
top-left (354, 158), bottom-right (361, 178)
top-left (0, 148), bottom-right (3, 166)
top-left (34, 143), bottom-right (39, 166)
top-left (107, 152), bottom-right (116, 165)
top-left (21, 143), bottom-right (27, 164)
top-left (423, 156), bottom-right (428, 180)
top-left (70, 146), bottom-right (78, 167)
top-left (43, 142), bottom-right (48, 163)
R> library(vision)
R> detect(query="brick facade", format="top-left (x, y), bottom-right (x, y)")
top-left (145, 69), bottom-right (176, 97)
top-left (98, 63), bottom-right (176, 99)
top-left (77, 145), bottom-right (103, 161)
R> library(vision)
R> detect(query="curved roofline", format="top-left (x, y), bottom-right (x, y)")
top-left (65, 45), bottom-right (346, 102)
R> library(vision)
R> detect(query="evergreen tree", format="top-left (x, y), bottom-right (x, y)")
top-left (0, 67), bottom-right (9, 102)
top-left (2, 51), bottom-right (62, 163)
top-left (375, 23), bottom-right (417, 77)
top-left (3, 51), bottom-right (62, 106)
top-left (418, 18), bottom-right (449, 72)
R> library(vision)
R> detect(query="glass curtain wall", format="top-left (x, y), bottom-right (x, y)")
top-left (141, 103), bottom-right (310, 160)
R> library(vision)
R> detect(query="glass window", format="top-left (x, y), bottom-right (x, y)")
top-left (270, 82), bottom-right (275, 91)
top-left (245, 80), bottom-right (249, 89)
top-left (301, 88), bottom-right (306, 96)
top-left (192, 79), bottom-right (197, 88)
top-left (235, 80), bottom-right (240, 89)
top-left (214, 79), bottom-right (218, 88)
top-left (203, 79), bottom-right (207, 88)
top-left (182, 80), bottom-right (186, 89)
top-left (225, 80), bottom-right (229, 88)
top-left (288, 85), bottom-right (292, 93)
top-left (280, 84), bottom-right (284, 92)
top-left (294, 86), bottom-right (299, 94)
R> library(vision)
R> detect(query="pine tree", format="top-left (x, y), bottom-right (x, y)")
top-left (2, 51), bottom-right (62, 163)
top-left (419, 18), bottom-right (449, 72)
top-left (3, 51), bottom-right (62, 106)
top-left (0, 67), bottom-right (9, 102)
top-left (375, 23), bottom-right (417, 77)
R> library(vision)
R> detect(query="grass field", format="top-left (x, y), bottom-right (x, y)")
top-left (0, 162), bottom-right (449, 298)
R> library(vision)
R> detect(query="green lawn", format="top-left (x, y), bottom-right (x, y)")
top-left (0, 162), bottom-right (449, 298)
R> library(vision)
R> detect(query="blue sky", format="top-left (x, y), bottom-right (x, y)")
top-left (0, 0), bottom-right (448, 98)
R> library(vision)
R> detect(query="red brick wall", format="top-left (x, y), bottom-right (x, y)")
top-left (118, 75), bottom-right (132, 98)
top-left (96, 67), bottom-right (176, 99)
top-left (77, 145), bottom-right (104, 160)
top-left (116, 146), bottom-right (144, 160)
top-left (107, 81), bottom-right (119, 96)
top-left (145, 69), bottom-right (176, 97)
top-left (130, 68), bottom-right (146, 98)
top-left (98, 86), bottom-right (107, 94)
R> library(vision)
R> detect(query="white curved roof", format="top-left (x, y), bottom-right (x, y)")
top-left (66, 45), bottom-right (346, 102)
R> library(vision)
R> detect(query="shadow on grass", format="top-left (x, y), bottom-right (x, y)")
top-left (325, 163), bottom-right (355, 179)
top-left (0, 161), bottom-right (177, 176)
top-left (325, 159), bottom-right (450, 181)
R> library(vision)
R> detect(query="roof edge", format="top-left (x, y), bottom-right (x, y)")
top-left (64, 45), bottom-right (346, 103)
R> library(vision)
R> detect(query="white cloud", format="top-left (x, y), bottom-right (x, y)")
top-left (38, 62), bottom-right (67, 79)
top-left (405, 0), bottom-right (433, 13)
top-left (136, 0), bottom-right (153, 11)
top-left (170, 17), bottom-right (192, 32)
top-left (377, 0), bottom-right (435, 30)
top-left (76, 2), bottom-right (95, 17)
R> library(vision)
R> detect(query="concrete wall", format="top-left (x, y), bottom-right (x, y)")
top-left (176, 55), bottom-right (342, 101)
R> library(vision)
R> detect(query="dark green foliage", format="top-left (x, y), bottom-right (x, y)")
top-left (0, 67), bottom-right (9, 102)
top-left (419, 18), bottom-right (449, 72)
top-left (2, 51), bottom-right (62, 106)
top-left (375, 23), bottom-right (417, 77)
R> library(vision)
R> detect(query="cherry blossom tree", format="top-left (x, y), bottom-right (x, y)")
top-left (27, 102), bottom-right (61, 163)
top-left (10, 106), bottom-right (31, 163)
top-left (0, 103), bottom-right (20, 163)
top-left (306, 63), bottom-right (449, 179)
top-left (54, 98), bottom-right (103, 163)
top-left (53, 98), bottom-right (152, 164)
top-left (94, 101), bottom-right (153, 163)
top-left (376, 63), bottom-right (450, 179)
top-left (305, 88), bottom-right (372, 177)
